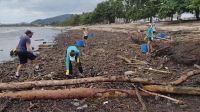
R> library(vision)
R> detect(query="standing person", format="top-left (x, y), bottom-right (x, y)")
top-left (147, 24), bottom-right (153, 54)
top-left (136, 29), bottom-right (143, 41)
top-left (66, 46), bottom-right (83, 79)
top-left (15, 30), bottom-right (37, 77)
top-left (82, 28), bottom-right (89, 46)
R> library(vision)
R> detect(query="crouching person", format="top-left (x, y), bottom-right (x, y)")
top-left (66, 46), bottom-right (83, 79)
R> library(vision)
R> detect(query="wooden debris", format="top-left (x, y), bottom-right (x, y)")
top-left (0, 88), bottom-right (149, 100)
top-left (0, 76), bottom-right (159, 90)
top-left (143, 85), bottom-right (200, 95)
top-left (117, 55), bottom-right (131, 63)
top-left (139, 87), bottom-right (184, 104)
top-left (133, 84), bottom-right (148, 112)
top-left (170, 70), bottom-right (200, 85)
top-left (144, 68), bottom-right (171, 74)
top-left (194, 64), bottom-right (200, 69)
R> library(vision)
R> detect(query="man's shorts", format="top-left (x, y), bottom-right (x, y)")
top-left (84, 36), bottom-right (88, 40)
top-left (148, 37), bottom-right (153, 42)
top-left (17, 52), bottom-right (36, 64)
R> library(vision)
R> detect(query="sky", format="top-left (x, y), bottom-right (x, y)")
top-left (0, 0), bottom-right (104, 24)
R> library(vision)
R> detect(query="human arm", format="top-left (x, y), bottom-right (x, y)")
top-left (26, 42), bottom-right (32, 53)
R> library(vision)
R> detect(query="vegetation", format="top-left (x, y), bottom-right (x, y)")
top-left (59, 0), bottom-right (200, 26)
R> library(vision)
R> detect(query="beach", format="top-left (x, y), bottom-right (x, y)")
top-left (0, 22), bottom-right (200, 111)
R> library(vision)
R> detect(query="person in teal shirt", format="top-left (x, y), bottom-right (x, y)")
top-left (66, 46), bottom-right (83, 79)
top-left (147, 24), bottom-right (153, 54)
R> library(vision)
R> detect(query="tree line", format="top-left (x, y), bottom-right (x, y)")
top-left (58, 0), bottom-right (200, 26)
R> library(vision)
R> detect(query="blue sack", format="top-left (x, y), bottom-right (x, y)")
top-left (88, 33), bottom-right (94, 38)
top-left (140, 44), bottom-right (148, 54)
top-left (157, 32), bottom-right (166, 39)
top-left (76, 40), bottom-right (84, 47)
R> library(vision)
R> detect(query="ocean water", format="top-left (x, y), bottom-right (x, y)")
top-left (0, 27), bottom-right (60, 62)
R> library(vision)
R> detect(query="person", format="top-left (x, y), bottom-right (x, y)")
top-left (147, 24), bottom-right (153, 54)
top-left (66, 46), bottom-right (83, 79)
top-left (82, 28), bottom-right (89, 46)
top-left (15, 30), bottom-right (37, 77)
top-left (136, 29), bottom-right (142, 41)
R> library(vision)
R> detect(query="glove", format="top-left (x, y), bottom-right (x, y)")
top-left (77, 57), bottom-right (80, 63)
top-left (66, 70), bottom-right (69, 75)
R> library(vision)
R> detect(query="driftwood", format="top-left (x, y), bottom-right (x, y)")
top-left (194, 64), bottom-right (200, 69)
top-left (117, 55), bottom-right (132, 63)
top-left (0, 76), bottom-right (159, 90)
top-left (133, 84), bottom-right (148, 112)
top-left (144, 68), bottom-right (171, 74)
top-left (143, 85), bottom-right (200, 95)
top-left (0, 88), bottom-right (149, 100)
top-left (131, 59), bottom-right (149, 65)
top-left (170, 70), bottom-right (200, 85)
top-left (0, 70), bottom-right (199, 90)
top-left (139, 87), bottom-right (184, 104)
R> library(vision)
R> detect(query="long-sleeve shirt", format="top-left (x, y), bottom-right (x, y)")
top-left (66, 46), bottom-right (80, 70)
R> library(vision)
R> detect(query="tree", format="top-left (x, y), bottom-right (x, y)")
top-left (188, 0), bottom-right (200, 19)
top-left (158, 0), bottom-right (188, 20)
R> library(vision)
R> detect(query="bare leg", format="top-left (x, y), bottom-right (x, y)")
top-left (16, 64), bottom-right (23, 77)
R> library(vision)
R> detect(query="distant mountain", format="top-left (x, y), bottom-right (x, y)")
top-left (31, 14), bottom-right (73, 25)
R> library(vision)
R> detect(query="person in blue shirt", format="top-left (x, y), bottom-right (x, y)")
top-left (66, 46), bottom-right (83, 79)
top-left (147, 24), bottom-right (153, 54)
top-left (15, 30), bottom-right (37, 77)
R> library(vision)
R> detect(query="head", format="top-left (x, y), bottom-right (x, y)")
top-left (69, 50), bottom-right (76, 62)
top-left (25, 30), bottom-right (33, 38)
top-left (82, 28), bottom-right (86, 31)
top-left (147, 23), bottom-right (152, 28)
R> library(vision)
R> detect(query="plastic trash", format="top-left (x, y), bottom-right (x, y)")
top-left (140, 44), bottom-right (148, 54)
top-left (88, 33), bottom-right (94, 38)
top-left (76, 40), bottom-right (84, 47)
top-left (157, 32), bottom-right (166, 39)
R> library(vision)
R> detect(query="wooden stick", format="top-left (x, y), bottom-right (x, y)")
top-left (170, 70), bottom-right (200, 85)
top-left (133, 84), bottom-right (148, 112)
top-left (117, 55), bottom-right (132, 63)
top-left (139, 87), bottom-right (184, 104)
top-left (126, 63), bottom-right (146, 65)
top-left (131, 59), bottom-right (149, 65)
top-left (144, 68), bottom-right (171, 74)
top-left (143, 85), bottom-right (200, 95)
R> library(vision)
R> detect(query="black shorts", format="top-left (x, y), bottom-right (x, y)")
top-left (17, 52), bottom-right (36, 64)
top-left (84, 36), bottom-right (88, 40)
top-left (148, 37), bottom-right (153, 42)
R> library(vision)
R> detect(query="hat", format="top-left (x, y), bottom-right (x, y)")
top-left (70, 56), bottom-right (75, 62)
top-left (25, 30), bottom-right (33, 35)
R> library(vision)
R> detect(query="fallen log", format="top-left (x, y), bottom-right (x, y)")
top-left (0, 88), bottom-right (149, 100)
top-left (0, 76), bottom-right (159, 90)
top-left (170, 70), bottom-right (200, 85)
top-left (143, 85), bottom-right (200, 95)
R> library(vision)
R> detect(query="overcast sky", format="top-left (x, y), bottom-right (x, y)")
top-left (0, 0), bottom-right (104, 24)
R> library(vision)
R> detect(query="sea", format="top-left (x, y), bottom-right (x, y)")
top-left (0, 27), bottom-right (61, 63)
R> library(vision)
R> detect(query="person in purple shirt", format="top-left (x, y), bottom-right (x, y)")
top-left (15, 30), bottom-right (37, 77)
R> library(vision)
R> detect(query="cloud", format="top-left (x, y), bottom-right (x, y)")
top-left (0, 0), bottom-right (104, 24)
